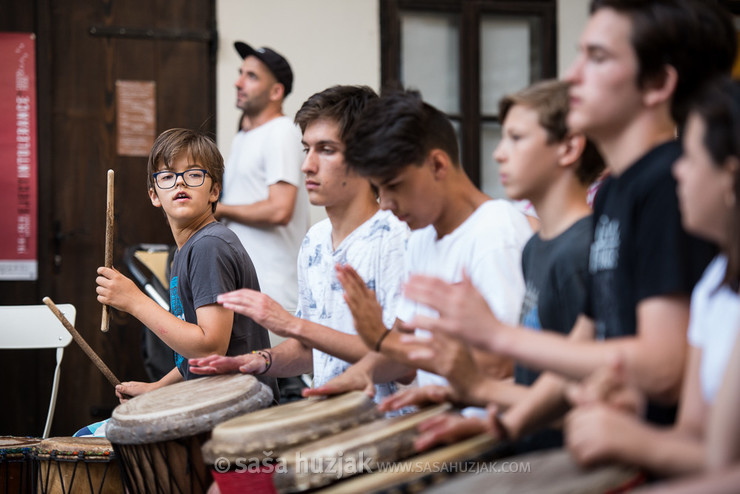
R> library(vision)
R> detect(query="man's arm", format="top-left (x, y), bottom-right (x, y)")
top-left (217, 288), bottom-right (373, 364)
top-left (405, 271), bottom-right (689, 404)
top-left (216, 181), bottom-right (297, 227)
top-left (493, 296), bottom-right (689, 403)
top-left (189, 337), bottom-right (314, 378)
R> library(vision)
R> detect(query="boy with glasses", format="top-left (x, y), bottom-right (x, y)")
top-left (96, 128), bottom-right (278, 401)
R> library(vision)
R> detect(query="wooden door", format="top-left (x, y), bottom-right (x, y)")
top-left (0, 0), bottom-right (216, 436)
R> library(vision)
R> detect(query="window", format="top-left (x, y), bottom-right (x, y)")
top-left (381, 0), bottom-right (557, 197)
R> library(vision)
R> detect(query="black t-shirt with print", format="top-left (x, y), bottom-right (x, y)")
top-left (586, 140), bottom-right (716, 424)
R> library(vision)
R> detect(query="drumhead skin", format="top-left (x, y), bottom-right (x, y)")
top-left (106, 374), bottom-right (273, 444)
top-left (0, 436), bottom-right (40, 456)
top-left (202, 391), bottom-right (381, 463)
top-left (424, 448), bottom-right (643, 494)
top-left (318, 433), bottom-right (500, 494)
top-left (35, 437), bottom-right (114, 460)
top-left (275, 403), bottom-right (451, 493)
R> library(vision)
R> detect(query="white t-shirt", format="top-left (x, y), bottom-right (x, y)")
top-left (688, 255), bottom-right (740, 403)
top-left (295, 209), bottom-right (409, 402)
top-left (396, 199), bottom-right (532, 389)
top-left (221, 116), bottom-right (310, 314)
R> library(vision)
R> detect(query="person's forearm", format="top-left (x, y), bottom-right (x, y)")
top-left (217, 200), bottom-right (293, 227)
top-left (492, 326), bottom-right (680, 403)
top-left (502, 373), bottom-right (570, 439)
top-left (158, 367), bottom-right (184, 387)
top-left (263, 338), bottom-right (313, 378)
top-left (458, 376), bottom-right (529, 409)
top-left (354, 351), bottom-right (415, 385)
top-left (131, 298), bottom-right (226, 358)
top-left (628, 426), bottom-right (705, 477)
top-left (292, 318), bottom-right (372, 364)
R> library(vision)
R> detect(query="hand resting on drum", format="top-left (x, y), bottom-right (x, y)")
top-left (302, 359), bottom-right (376, 398)
top-left (189, 354), bottom-right (267, 376)
top-left (413, 405), bottom-right (503, 452)
top-left (378, 384), bottom-right (458, 413)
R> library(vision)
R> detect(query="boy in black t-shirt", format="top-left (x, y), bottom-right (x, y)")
top-left (97, 129), bottom-right (277, 400)
top-left (398, 0), bottom-right (735, 449)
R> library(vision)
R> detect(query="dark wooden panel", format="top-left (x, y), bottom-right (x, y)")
top-left (0, 0), bottom-right (216, 436)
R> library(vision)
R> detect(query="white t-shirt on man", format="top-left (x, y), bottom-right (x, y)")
top-left (221, 116), bottom-right (310, 314)
top-left (296, 209), bottom-right (409, 402)
top-left (396, 200), bottom-right (532, 390)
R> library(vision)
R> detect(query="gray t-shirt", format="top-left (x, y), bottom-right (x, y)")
top-left (169, 221), bottom-right (278, 398)
top-left (515, 216), bottom-right (592, 386)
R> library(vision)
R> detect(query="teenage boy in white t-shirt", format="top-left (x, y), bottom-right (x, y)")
top-left (304, 89), bottom-right (533, 399)
top-left (190, 86), bottom-right (408, 403)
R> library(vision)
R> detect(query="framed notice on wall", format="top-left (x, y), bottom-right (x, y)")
top-left (0, 33), bottom-right (38, 281)
top-left (116, 80), bottom-right (156, 157)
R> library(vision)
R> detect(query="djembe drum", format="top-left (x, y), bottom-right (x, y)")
top-left (201, 391), bottom-right (382, 494)
top-left (34, 437), bottom-right (122, 494)
top-left (274, 403), bottom-right (452, 493)
top-left (317, 432), bottom-right (503, 493)
top-left (423, 447), bottom-right (644, 494)
top-left (106, 374), bottom-right (273, 494)
top-left (0, 437), bottom-right (40, 494)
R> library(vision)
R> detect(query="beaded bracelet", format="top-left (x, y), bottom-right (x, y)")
top-left (251, 350), bottom-right (273, 375)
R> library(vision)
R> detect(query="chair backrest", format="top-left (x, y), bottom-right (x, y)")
top-left (0, 304), bottom-right (74, 349)
top-left (0, 304), bottom-right (75, 437)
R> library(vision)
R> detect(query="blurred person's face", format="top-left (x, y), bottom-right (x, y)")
top-left (494, 104), bottom-right (561, 203)
top-left (235, 56), bottom-right (277, 117)
top-left (673, 112), bottom-right (735, 246)
top-left (565, 8), bottom-right (643, 143)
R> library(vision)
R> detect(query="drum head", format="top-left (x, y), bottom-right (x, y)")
top-left (202, 391), bottom-right (380, 462)
top-left (275, 403), bottom-right (451, 493)
top-left (35, 437), bottom-right (114, 460)
top-left (318, 433), bottom-right (501, 494)
top-left (107, 374), bottom-right (273, 444)
top-left (0, 436), bottom-right (40, 456)
top-left (424, 448), bottom-right (643, 494)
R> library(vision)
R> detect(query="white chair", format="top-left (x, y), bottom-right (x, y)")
top-left (0, 304), bottom-right (75, 437)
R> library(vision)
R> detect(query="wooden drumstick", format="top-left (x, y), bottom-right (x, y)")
top-left (101, 169), bottom-right (114, 332)
top-left (43, 296), bottom-right (122, 388)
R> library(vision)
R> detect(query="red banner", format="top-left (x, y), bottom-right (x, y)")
top-left (0, 33), bottom-right (38, 280)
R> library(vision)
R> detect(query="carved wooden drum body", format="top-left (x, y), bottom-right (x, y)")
top-left (106, 374), bottom-right (273, 494)
top-left (0, 436), bottom-right (40, 494)
top-left (34, 436), bottom-right (122, 494)
top-left (203, 391), bottom-right (383, 494)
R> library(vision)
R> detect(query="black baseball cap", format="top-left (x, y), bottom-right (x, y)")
top-left (234, 41), bottom-right (293, 96)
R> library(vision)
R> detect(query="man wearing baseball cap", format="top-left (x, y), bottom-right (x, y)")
top-left (217, 42), bottom-right (310, 327)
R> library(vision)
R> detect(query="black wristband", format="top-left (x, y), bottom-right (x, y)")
top-left (374, 330), bottom-right (391, 352)
top-left (251, 350), bottom-right (273, 375)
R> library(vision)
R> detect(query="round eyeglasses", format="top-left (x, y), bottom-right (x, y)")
top-left (152, 169), bottom-right (209, 189)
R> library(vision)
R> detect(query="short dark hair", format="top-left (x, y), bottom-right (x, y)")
top-left (294, 85), bottom-right (378, 142)
top-left (344, 89), bottom-right (460, 182)
top-left (690, 78), bottom-right (740, 288)
top-left (499, 79), bottom-right (605, 185)
top-left (589, 0), bottom-right (736, 127)
top-left (147, 128), bottom-right (224, 213)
